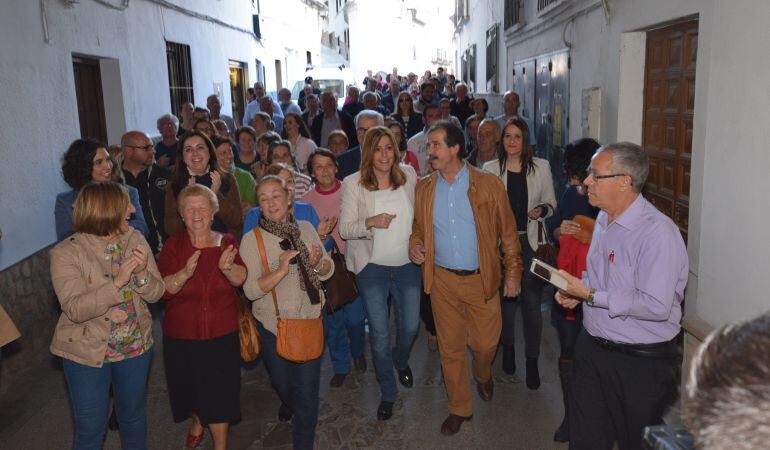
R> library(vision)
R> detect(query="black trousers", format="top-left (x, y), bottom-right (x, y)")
top-left (569, 331), bottom-right (676, 450)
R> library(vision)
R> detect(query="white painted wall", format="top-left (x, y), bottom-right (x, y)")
top-left (327, 0), bottom-right (454, 85)
top-left (457, 0), bottom-right (770, 328)
top-left (258, 0), bottom-right (324, 93)
top-left (0, 0), bottom-right (307, 270)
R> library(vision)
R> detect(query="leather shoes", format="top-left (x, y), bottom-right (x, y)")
top-left (278, 402), bottom-right (293, 422)
top-left (353, 356), bottom-right (367, 372)
top-left (476, 377), bottom-right (493, 401)
top-left (377, 401), bottom-right (394, 421)
top-left (329, 373), bottom-right (347, 388)
top-left (440, 414), bottom-right (472, 435)
top-left (397, 366), bottom-right (414, 388)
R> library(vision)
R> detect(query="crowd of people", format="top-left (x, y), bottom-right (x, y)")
top-left (48, 66), bottom-right (691, 450)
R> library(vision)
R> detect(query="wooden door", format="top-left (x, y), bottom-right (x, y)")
top-left (643, 20), bottom-right (698, 242)
top-left (72, 57), bottom-right (107, 143)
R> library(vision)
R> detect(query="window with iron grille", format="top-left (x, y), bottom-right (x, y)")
top-left (504, 0), bottom-right (521, 29)
top-left (165, 41), bottom-right (193, 118)
top-left (486, 24), bottom-right (499, 91)
top-left (538, 0), bottom-right (559, 12)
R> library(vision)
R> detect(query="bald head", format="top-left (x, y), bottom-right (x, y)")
top-left (121, 131), bottom-right (154, 169)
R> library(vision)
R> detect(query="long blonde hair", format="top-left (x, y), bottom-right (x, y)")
top-left (358, 126), bottom-right (406, 191)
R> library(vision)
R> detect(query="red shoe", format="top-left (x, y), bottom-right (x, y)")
top-left (185, 431), bottom-right (205, 449)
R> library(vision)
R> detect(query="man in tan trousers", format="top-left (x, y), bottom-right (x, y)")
top-left (409, 121), bottom-right (522, 435)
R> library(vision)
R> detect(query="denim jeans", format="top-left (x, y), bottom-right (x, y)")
top-left (323, 297), bottom-right (366, 374)
top-left (501, 235), bottom-right (545, 358)
top-left (356, 262), bottom-right (422, 402)
top-left (257, 321), bottom-right (321, 450)
top-left (62, 350), bottom-right (152, 450)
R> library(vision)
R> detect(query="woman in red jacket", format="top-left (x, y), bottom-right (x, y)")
top-left (158, 184), bottom-right (247, 450)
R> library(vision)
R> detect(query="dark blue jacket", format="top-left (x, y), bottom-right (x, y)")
top-left (336, 146), bottom-right (361, 181)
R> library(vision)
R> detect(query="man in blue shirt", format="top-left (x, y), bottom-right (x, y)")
top-left (409, 121), bottom-right (523, 435)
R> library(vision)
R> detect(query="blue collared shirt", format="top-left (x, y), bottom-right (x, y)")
top-left (433, 163), bottom-right (479, 270)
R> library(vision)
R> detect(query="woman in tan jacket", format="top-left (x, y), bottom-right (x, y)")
top-left (49, 181), bottom-right (164, 449)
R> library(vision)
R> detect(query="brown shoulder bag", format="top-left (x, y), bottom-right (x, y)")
top-left (254, 228), bottom-right (324, 363)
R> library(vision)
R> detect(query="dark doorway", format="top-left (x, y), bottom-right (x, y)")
top-left (72, 57), bottom-right (107, 143)
top-left (643, 19), bottom-right (698, 242)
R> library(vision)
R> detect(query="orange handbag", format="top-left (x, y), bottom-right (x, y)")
top-left (236, 290), bottom-right (260, 362)
top-left (254, 228), bottom-right (324, 363)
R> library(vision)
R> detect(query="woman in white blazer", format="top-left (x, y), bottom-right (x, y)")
top-left (482, 117), bottom-right (556, 390)
top-left (339, 126), bottom-right (420, 422)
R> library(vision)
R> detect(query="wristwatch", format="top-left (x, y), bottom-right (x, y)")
top-left (133, 275), bottom-right (149, 288)
top-left (586, 288), bottom-right (596, 306)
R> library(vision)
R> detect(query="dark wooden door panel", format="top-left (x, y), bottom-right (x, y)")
top-left (643, 19), bottom-right (698, 242)
top-left (73, 57), bottom-right (107, 143)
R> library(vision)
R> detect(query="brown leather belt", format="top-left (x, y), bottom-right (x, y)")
top-left (438, 266), bottom-right (480, 276)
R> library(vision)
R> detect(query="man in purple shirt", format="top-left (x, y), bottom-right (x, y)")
top-left (555, 142), bottom-right (688, 450)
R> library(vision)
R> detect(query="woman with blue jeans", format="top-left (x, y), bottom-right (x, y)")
top-left (242, 175), bottom-right (334, 449)
top-left (340, 126), bottom-right (421, 421)
top-left (50, 181), bottom-right (164, 449)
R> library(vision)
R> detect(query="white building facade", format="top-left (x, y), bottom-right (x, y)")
top-left (455, 0), bottom-right (770, 392)
top-left (324, 0), bottom-right (455, 85)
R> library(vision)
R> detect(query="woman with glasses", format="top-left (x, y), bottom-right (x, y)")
top-left (241, 175), bottom-right (333, 450)
top-left (194, 119), bottom-right (217, 139)
top-left (392, 92), bottom-right (424, 139)
top-left (339, 126), bottom-right (420, 421)
top-left (482, 117), bottom-right (557, 390)
top-left (164, 130), bottom-right (243, 238)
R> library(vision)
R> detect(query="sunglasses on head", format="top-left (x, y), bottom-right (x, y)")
top-left (279, 239), bottom-right (297, 264)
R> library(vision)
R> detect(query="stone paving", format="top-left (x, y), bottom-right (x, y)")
top-left (2, 304), bottom-right (580, 449)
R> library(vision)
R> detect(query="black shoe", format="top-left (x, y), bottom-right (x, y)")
top-left (526, 357), bottom-right (540, 390)
top-left (502, 345), bottom-right (516, 375)
top-left (329, 373), bottom-right (347, 388)
top-left (353, 356), bottom-right (367, 372)
top-left (397, 366), bottom-right (413, 388)
top-left (278, 403), bottom-right (293, 422)
top-left (377, 401), bottom-right (394, 421)
top-left (108, 407), bottom-right (119, 431)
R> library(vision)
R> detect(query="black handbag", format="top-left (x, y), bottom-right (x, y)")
top-left (322, 241), bottom-right (359, 313)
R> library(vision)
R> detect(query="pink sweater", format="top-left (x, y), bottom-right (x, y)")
top-left (300, 181), bottom-right (345, 253)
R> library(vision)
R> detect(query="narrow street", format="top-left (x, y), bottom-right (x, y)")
top-left (1, 307), bottom-right (568, 449)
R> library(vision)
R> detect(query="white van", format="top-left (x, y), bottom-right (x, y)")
top-left (290, 67), bottom-right (356, 108)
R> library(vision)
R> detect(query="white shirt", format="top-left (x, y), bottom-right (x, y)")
top-left (369, 187), bottom-right (413, 266)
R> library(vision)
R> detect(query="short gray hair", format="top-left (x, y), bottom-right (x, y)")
top-left (355, 110), bottom-right (384, 127)
top-left (157, 113), bottom-right (179, 129)
top-left (596, 142), bottom-right (649, 192)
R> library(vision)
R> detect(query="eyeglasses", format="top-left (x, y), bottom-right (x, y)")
top-left (587, 170), bottom-right (628, 181)
top-left (398, 99), bottom-right (412, 103)
top-left (197, 127), bottom-right (214, 133)
top-left (126, 144), bottom-right (154, 152)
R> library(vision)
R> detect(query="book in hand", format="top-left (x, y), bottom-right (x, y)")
top-left (530, 258), bottom-right (568, 290)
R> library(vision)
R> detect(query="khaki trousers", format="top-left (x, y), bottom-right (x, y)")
top-left (431, 266), bottom-right (502, 417)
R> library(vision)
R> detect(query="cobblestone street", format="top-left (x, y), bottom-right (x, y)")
top-left (1, 305), bottom-right (570, 449)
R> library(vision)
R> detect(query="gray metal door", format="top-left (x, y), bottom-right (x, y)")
top-left (534, 50), bottom-right (569, 199)
top-left (513, 58), bottom-right (536, 127)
